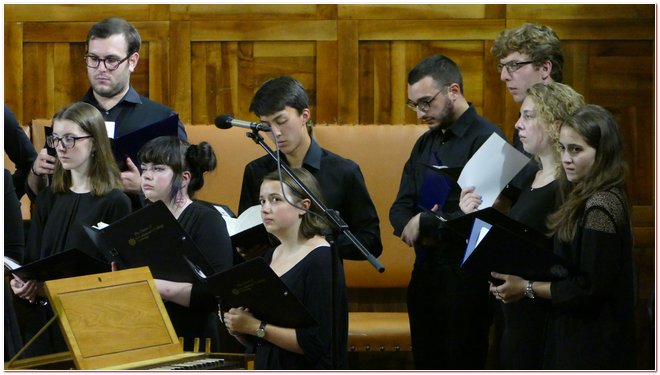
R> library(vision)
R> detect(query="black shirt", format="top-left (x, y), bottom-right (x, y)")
top-left (81, 86), bottom-right (187, 141)
top-left (81, 86), bottom-right (187, 210)
top-left (5, 169), bottom-right (25, 262)
top-left (238, 139), bottom-right (382, 260)
top-left (389, 105), bottom-right (505, 264)
top-left (164, 201), bottom-right (234, 352)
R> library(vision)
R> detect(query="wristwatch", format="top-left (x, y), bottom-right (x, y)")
top-left (525, 281), bottom-right (536, 299)
top-left (255, 321), bottom-right (267, 338)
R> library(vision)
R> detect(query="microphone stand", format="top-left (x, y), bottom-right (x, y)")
top-left (245, 130), bottom-right (384, 272)
top-left (244, 129), bottom-right (384, 369)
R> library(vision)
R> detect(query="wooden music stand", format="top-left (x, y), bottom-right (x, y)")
top-left (6, 267), bottom-right (209, 370)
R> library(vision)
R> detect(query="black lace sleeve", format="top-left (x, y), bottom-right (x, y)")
top-left (550, 188), bottom-right (633, 311)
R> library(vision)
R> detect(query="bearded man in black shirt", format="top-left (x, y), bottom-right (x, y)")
top-left (390, 54), bottom-right (505, 369)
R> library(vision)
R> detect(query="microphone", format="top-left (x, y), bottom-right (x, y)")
top-left (214, 114), bottom-right (271, 132)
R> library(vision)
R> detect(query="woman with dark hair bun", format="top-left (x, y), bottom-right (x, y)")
top-left (138, 135), bottom-right (233, 352)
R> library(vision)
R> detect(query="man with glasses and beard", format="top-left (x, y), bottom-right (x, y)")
top-left (28, 17), bottom-right (187, 209)
top-left (389, 54), bottom-right (504, 369)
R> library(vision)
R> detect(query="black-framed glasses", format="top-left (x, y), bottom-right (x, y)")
top-left (496, 60), bottom-right (534, 74)
top-left (46, 135), bottom-right (92, 150)
top-left (84, 54), bottom-right (130, 71)
top-left (406, 90), bottom-right (442, 112)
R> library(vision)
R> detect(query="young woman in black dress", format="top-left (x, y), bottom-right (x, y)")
top-left (10, 102), bottom-right (131, 357)
top-left (222, 168), bottom-right (348, 369)
top-left (137, 136), bottom-right (233, 351)
top-left (460, 82), bottom-right (584, 369)
top-left (498, 105), bottom-right (635, 369)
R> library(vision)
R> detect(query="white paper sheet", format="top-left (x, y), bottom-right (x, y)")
top-left (457, 133), bottom-right (530, 208)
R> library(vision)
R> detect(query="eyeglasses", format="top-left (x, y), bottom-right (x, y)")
top-left (46, 135), bottom-right (92, 150)
top-left (496, 60), bottom-right (534, 74)
top-left (84, 54), bottom-right (130, 71)
top-left (406, 91), bottom-right (442, 112)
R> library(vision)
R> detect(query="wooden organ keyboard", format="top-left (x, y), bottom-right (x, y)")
top-left (145, 355), bottom-right (226, 370)
top-left (4, 268), bottom-right (254, 370)
top-left (6, 352), bottom-right (253, 370)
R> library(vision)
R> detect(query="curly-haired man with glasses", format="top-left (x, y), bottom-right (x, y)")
top-left (488, 23), bottom-right (565, 370)
top-left (490, 23), bottom-right (564, 203)
top-left (491, 23), bottom-right (564, 103)
top-left (28, 17), bottom-right (187, 210)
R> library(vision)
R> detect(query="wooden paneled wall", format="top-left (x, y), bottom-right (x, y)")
top-left (5, 7), bottom-right (654, 241)
top-left (5, 4), bottom-right (655, 201)
top-left (5, 4), bottom-right (654, 232)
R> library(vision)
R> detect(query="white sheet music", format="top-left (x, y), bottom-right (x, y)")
top-left (457, 133), bottom-right (530, 208)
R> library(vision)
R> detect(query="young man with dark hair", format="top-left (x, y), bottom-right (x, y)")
top-left (28, 17), bottom-right (186, 208)
top-left (390, 54), bottom-right (505, 369)
top-left (238, 76), bottom-right (382, 262)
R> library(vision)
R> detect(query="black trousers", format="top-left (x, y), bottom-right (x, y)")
top-left (407, 262), bottom-right (492, 369)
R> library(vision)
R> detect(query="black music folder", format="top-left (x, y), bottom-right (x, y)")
top-left (224, 205), bottom-right (270, 250)
top-left (422, 162), bottom-right (463, 181)
top-left (421, 206), bottom-right (530, 241)
top-left (185, 257), bottom-right (317, 328)
top-left (5, 248), bottom-right (109, 281)
top-left (84, 200), bottom-right (214, 283)
top-left (460, 211), bottom-right (570, 281)
top-left (111, 114), bottom-right (179, 170)
top-left (200, 201), bottom-right (271, 250)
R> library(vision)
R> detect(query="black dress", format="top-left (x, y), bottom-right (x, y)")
top-left (164, 201), bottom-right (233, 352)
top-left (254, 246), bottom-right (348, 369)
top-left (499, 179), bottom-right (556, 369)
top-left (544, 187), bottom-right (635, 369)
top-left (21, 188), bottom-right (131, 358)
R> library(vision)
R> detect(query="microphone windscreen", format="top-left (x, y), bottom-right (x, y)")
top-left (214, 114), bottom-right (233, 129)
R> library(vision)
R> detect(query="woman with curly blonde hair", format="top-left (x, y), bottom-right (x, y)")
top-left (461, 82), bottom-right (585, 369)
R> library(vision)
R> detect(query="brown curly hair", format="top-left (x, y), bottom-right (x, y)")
top-left (491, 23), bottom-right (564, 82)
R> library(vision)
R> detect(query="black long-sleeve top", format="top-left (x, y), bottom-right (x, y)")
top-left (26, 188), bottom-right (131, 263)
top-left (5, 169), bottom-right (25, 262)
top-left (5, 104), bottom-right (38, 200)
top-left (238, 139), bottom-right (382, 260)
top-left (389, 105), bottom-right (504, 265)
top-left (544, 187), bottom-right (635, 369)
top-left (164, 200), bottom-right (234, 352)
